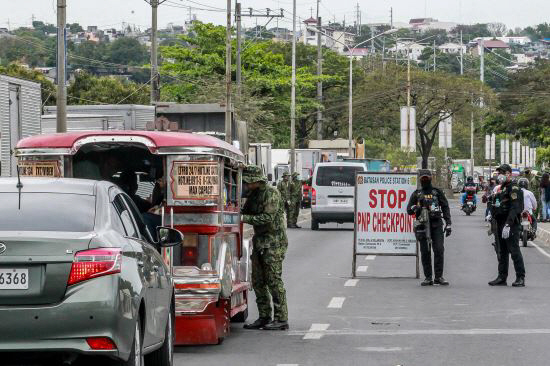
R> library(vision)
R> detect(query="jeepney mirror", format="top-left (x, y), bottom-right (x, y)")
top-left (157, 227), bottom-right (184, 247)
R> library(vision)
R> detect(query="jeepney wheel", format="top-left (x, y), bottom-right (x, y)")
top-left (231, 308), bottom-right (248, 323)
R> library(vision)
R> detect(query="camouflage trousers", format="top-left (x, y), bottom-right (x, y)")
top-left (251, 246), bottom-right (288, 321)
top-left (288, 201), bottom-right (300, 225)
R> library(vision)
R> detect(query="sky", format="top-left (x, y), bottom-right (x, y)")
top-left (2, 0), bottom-right (550, 32)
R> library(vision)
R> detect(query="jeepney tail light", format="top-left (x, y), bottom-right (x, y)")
top-left (183, 247), bottom-right (198, 266)
top-left (68, 248), bottom-right (122, 286)
top-left (311, 188), bottom-right (317, 205)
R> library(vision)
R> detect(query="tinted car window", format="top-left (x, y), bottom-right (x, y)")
top-left (0, 193), bottom-right (95, 232)
top-left (113, 195), bottom-right (138, 238)
top-left (315, 166), bottom-right (364, 187)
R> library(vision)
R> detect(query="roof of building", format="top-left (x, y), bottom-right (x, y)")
top-left (481, 39), bottom-right (509, 48)
top-left (17, 130), bottom-right (243, 156)
top-left (303, 17), bottom-right (317, 24)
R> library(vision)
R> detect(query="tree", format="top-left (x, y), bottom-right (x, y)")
top-left (488, 23), bottom-right (507, 37)
top-left (68, 23), bottom-right (84, 33)
top-left (68, 71), bottom-right (149, 105)
top-left (107, 37), bottom-right (149, 66)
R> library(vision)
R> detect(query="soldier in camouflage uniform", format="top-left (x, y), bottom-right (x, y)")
top-left (277, 172), bottom-right (291, 227)
top-left (288, 172), bottom-right (302, 228)
top-left (241, 165), bottom-right (289, 330)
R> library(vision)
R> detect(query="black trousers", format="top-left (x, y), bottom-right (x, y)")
top-left (418, 224), bottom-right (445, 279)
top-left (496, 220), bottom-right (525, 279)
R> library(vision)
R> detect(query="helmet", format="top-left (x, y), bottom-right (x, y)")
top-left (467, 176), bottom-right (474, 183)
top-left (242, 165), bottom-right (267, 183)
top-left (518, 177), bottom-right (529, 189)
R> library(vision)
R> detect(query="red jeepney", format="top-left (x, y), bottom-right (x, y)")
top-left (16, 131), bottom-right (250, 345)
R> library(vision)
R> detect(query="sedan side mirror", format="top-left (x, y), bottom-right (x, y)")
top-left (157, 227), bottom-right (184, 247)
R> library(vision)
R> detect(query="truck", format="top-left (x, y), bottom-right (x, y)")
top-left (0, 75), bottom-right (42, 177)
top-left (41, 114), bottom-right (125, 134)
top-left (249, 143), bottom-right (274, 183)
top-left (43, 104), bottom-right (155, 131)
top-left (342, 158), bottom-right (391, 172)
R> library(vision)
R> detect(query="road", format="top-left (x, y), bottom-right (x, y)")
top-left (6, 201), bottom-right (550, 365)
top-left (177, 201), bottom-right (550, 366)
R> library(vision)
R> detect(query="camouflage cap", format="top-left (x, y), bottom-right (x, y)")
top-left (418, 169), bottom-right (432, 178)
top-left (292, 172), bottom-right (299, 178)
top-left (282, 172), bottom-right (290, 177)
top-left (242, 165), bottom-right (267, 183)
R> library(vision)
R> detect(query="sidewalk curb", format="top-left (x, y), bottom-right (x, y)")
top-left (536, 226), bottom-right (550, 247)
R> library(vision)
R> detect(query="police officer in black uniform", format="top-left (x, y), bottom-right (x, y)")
top-left (407, 170), bottom-right (452, 286)
top-left (488, 164), bottom-right (526, 287)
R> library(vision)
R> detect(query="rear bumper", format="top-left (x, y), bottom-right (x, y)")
top-left (175, 299), bottom-right (230, 345)
top-left (311, 211), bottom-right (355, 223)
top-left (0, 276), bottom-right (134, 360)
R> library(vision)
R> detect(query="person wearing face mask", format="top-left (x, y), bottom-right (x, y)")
top-left (407, 170), bottom-right (452, 286)
top-left (241, 165), bottom-right (289, 331)
top-left (488, 164), bottom-right (526, 287)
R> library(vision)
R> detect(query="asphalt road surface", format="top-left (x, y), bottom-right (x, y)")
top-left (6, 202), bottom-right (550, 365)
top-left (178, 202), bottom-right (550, 366)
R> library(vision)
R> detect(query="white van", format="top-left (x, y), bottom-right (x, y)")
top-left (310, 162), bottom-right (366, 230)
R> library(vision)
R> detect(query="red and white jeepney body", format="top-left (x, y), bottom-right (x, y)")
top-left (16, 131), bottom-right (250, 345)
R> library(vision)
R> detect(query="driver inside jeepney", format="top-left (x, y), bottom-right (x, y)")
top-left (72, 144), bottom-right (166, 242)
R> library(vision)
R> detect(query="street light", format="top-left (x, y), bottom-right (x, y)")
top-left (308, 27), bottom-right (398, 157)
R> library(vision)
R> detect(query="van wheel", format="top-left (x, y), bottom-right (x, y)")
top-left (311, 218), bottom-right (319, 231)
top-left (146, 308), bottom-right (174, 366)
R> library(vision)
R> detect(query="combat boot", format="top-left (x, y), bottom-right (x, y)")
top-left (262, 320), bottom-right (289, 330)
top-left (243, 318), bottom-right (271, 330)
top-left (434, 277), bottom-right (449, 286)
top-left (421, 278), bottom-right (433, 286)
top-left (512, 277), bottom-right (525, 287)
top-left (488, 277), bottom-right (507, 286)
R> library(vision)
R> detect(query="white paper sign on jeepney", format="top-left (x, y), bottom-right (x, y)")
top-left (18, 160), bottom-right (61, 177)
top-left (170, 161), bottom-right (220, 200)
top-left (354, 172), bottom-right (418, 255)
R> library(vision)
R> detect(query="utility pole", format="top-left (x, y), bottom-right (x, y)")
top-left (356, 3), bottom-right (361, 36)
top-left (56, 0), bottom-right (67, 133)
top-left (406, 46), bottom-right (411, 152)
top-left (480, 39), bottom-right (485, 83)
top-left (316, 0), bottom-right (323, 140)
top-left (290, 0), bottom-right (297, 173)
top-left (144, 0), bottom-right (167, 104)
top-left (470, 105), bottom-right (474, 177)
top-left (433, 39), bottom-right (436, 72)
top-left (236, 2), bottom-right (242, 98)
top-left (390, 8), bottom-right (393, 28)
top-left (460, 29), bottom-right (464, 75)
top-left (225, 0), bottom-right (232, 143)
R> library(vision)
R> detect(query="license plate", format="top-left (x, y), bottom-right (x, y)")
top-left (332, 199), bottom-right (349, 205)
top-left (0, 269), bottom-right (29, 290)
top-left (467, 202), bottom-right (473, 205)
top-left (521, 221), bottom-right (530, 226)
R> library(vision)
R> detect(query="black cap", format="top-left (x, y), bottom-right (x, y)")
top-left (496, 164), bottom-right (512, 173)
top-left (418, 169), bottom-right (432, 178)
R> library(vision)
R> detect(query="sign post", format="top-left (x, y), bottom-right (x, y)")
top-left (353, 172), bottom-right (419, 278)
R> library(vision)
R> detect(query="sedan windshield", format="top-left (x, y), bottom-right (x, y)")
top-left (0, 193), bottom-right (96, 232)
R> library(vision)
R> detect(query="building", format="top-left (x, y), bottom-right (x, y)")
top-left (342, 48), bottom-right (370, 59)
top-left (474, 36), bottom-right (530, 46)
top-left (300, 17), bottom-right (319, 46)
top-left (438, 42), bottom-right (466, 54)
top-left (471, 39), bottom-right (510, 56)
top-left (325, 29), bottom-right (355, 54)
top-left (408, 18), bottom-right (458, 32)
top-left (390, 41), bottom-right (426, 62)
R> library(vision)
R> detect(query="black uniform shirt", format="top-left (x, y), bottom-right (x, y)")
top-left (407, 186), bottom-right (452, 226)
top-left (493, 181), bottom-right (523, 226)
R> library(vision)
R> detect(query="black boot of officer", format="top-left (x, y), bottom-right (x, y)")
top-left (488, 164), bottom-right (526, 287)
top-left (407, 170), bottom-right (452, 287)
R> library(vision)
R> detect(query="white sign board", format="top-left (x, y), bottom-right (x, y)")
top-left (400, 107), bottom-right (416, 152)
top-left (354, 172), bottom-right (418, 256)
top-left (438, 113), bottom-right (452, 148)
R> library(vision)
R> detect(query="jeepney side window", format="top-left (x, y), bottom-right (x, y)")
top-left (172, 234), bottom-right (210, 268)
top-left (224, 162), bottom-right (239, 208)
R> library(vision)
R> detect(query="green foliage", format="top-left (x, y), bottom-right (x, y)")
top-left (522, 23), bottom-right (550, 41)
top-left (107, 38), bottom-right (149, 66)
top-left (67, 71), bottom-right (149, 105)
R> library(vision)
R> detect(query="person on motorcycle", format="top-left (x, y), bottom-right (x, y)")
top-left (461, 176), bottom-right (478, 207)
top-left (518, 177), bottom-right (538, 232)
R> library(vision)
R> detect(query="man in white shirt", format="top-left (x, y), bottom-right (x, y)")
top-left (519, 178), bottom-right (537, 232)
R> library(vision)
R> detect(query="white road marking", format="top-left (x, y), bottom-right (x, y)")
top-left (365, 255), bottom-right (376, 260)
top-left (303, 323), bottom-right (330, 340)
top-left (344, 279), bottom-right (359, 287)
top-left (327, 297), bottom-right (346, 308)
top-left (277, 364), bottom-right (299, 366)
top-left (357, 265), bottom-right (368, 272)
top-left (530, 241), bottom-right (550, 259)
top-left (357, 347), bottom-right (411, 352)
top-left (292, 328), bottom-right (550, 337)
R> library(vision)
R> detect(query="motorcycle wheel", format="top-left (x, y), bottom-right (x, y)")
top-left (522, 229), bottom-right (528, 247)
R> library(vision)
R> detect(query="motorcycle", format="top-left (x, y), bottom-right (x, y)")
top-left (461, 187), bottom-right (477, 216)
top-left (520, 210), bottom-right (536, 247)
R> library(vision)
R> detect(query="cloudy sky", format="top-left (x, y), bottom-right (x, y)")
top-left (2, 0), bottom-right (549, 31)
